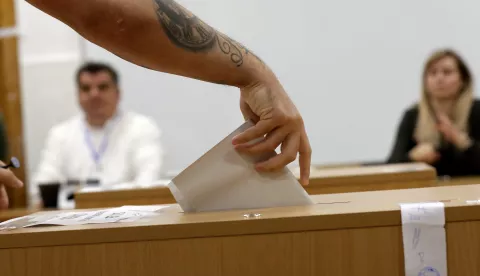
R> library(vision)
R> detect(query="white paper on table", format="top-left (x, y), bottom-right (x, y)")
top-left (0, 205), bottom-right (169, 230)
top-left (0, 213), bottom-right (63, 230)
top-left (167, 121), bottom-right (314, 213)
top-left (400, 202), bottom-right (447, 276)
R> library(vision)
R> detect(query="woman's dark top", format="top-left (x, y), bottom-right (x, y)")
top-left (387, 100), bottom-right (480, 177)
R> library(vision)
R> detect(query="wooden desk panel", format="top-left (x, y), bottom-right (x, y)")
top-left (2, 185), bottom-right (480, 275)
top-left (75, 185), bottom-right (176, 209)
top-left (302, 162), bottom-right (436, 194)
top-left (75, 163), bottom-right (437, 209)
top-left (439, 176), bottom-right (480, 187)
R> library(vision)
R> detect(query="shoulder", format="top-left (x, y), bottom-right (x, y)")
top-left (47, 116), bottom-right (82, 140)
top-left (401, 103), bottom-right (419, 121)
top-left (467, 99), bottom-right (480, 127)
top-left (468, 99), bottom-right (480, 136)
top-left (469, 99), bottom-right (480, 114)
top-left (121, 111), bottom-right (161, 135)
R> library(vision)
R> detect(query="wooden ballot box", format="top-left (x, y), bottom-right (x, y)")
top-left (75, 163), bottom-right (437, 209)
top-left (1, 184), bottom-right (480, 275)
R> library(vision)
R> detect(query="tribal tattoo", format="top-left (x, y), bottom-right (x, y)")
top-left (153, 0), bottom-right (262, 67)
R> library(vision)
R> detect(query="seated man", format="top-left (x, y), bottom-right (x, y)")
top-left (31, 62), bottom-right (163, 208)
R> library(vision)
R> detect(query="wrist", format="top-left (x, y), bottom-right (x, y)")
top-left (236, 56), bottom-right (276, 88)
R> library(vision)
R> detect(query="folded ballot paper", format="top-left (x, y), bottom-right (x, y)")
top-left (167, 121), bottom-right (314, 213)
top-left (0, 205), bottom-right (169, 230)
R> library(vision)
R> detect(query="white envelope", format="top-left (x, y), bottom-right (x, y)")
top-left (168, 121), bottom-right (314, 213)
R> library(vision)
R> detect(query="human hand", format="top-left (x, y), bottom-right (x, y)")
top-left (408, 143), bottom-right (440, 164)
top-left (0, 160), bottom-right (23, 209)
top-left (232, 75), bottom-right (312, 186)
top-left (437, 114), bottom-right (472, 149)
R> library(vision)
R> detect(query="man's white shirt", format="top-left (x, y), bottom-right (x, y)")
top-left (32, 111), bottom-right (163, 208)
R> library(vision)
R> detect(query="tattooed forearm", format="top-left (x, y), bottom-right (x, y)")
top-left (153, 0), bottom-right (216, 51)
top-left (216, 34), bottom-right (244, 66)
top-left (153, 0), bottom-right (262, 67)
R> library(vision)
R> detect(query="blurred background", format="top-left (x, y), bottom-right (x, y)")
top-left (3, 0), bottom-right (480, 208)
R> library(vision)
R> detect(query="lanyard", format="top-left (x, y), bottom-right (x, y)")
top-left (83, 114), bottom-right (121, 170)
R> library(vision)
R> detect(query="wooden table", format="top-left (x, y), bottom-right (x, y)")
top-left (2, 184), bottom-right (480, 275)
top-left (75, 163), bottom-right (436, 209)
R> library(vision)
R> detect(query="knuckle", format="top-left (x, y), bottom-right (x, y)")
top-left (274, 113), bottom-right (288, 125)
top-left (301, 146), bottom-right (312, 156)
top-left (284, 153), bottom-right (297, 163)
top-left (288, 154), bottom-right (297, 163)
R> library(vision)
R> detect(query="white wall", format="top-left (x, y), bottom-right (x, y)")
top-left (16, 0), bottom-right (480, 179)
top-left (82, 0), bottom-right (480, 173)
top-left (15, 0), bottom-right (82, 181)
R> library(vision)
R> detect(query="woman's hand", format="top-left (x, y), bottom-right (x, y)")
top-left (408, 143), bottom-right (440, 164)
top-left (437, 114), bottom-right (472, 150)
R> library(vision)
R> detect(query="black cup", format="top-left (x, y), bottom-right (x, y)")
top-left (38, 182), bottom-right (60, 208)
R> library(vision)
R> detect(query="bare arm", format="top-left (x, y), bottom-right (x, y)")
top-left (26, 0), bottom-right (267, 87)
top-left (25, 0), bottom-right (312, 185)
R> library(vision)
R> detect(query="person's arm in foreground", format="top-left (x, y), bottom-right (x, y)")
top-left (26, 0), bottom-right (312, 185)
top-left (0, 161), bottom-right (23, 209)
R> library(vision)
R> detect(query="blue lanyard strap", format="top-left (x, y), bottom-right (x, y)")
top-left (84, 128), bottom-right (110, 165)
top-left (83, 114), bottom-right (121, 166)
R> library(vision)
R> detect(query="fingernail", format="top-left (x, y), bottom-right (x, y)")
top-left (16, 180), bottom-right (23, 188)
top-left (232, 137), bottom-right (239, 145)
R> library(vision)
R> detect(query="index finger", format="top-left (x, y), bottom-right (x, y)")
top-left (0, 167), bottom-right (23, 189)
top-left (298, 131), bottom-right (312, 186)
top-left (232, 119), bottom-right (277, 146)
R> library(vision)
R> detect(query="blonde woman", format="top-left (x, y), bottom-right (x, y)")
top-left (387, 49), bottom-right (480, 176)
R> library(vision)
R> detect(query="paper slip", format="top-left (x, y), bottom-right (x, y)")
top-left (167, 120), bottom-right (314, 213)
top-left (400, 202), bottom-right (447, 276)
top-left (0, 205), bottom-right (169, 230)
